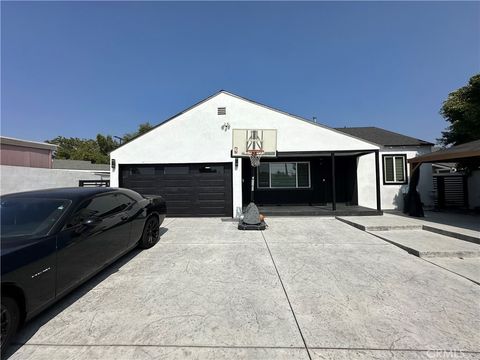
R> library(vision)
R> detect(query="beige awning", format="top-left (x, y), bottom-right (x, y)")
top-left (408, 139), bottom-right (480, 164)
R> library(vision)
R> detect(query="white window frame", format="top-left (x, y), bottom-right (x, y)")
top-left (257, 161), bottom-right (311, 189)
top-left (383, 154), bottom-right (407, 185)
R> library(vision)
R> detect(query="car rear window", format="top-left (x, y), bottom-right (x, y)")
top-left (0, 198), bottom-right (71, 238)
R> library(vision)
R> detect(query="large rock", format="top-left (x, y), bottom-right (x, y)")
top-left (242, 202), bottom-right (261, 225)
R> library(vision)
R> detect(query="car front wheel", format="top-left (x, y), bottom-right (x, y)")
top-left (1, 296), bottom-right (20, 356)
top-left (138, 216), bottom-right (160, 249)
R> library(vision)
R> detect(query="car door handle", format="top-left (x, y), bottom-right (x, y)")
top-left (121, 215), bottom-right (128, 221)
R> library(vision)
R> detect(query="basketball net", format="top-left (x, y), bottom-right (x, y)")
top-left (249, 150), bottom-right (263, 167)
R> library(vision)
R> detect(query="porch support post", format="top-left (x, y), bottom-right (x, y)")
top-left (375, 150), bottom-right (381, 211)
top-left (331, 152), bottom-right (336, 211)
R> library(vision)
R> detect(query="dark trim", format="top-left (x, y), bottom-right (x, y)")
top-left (233, 150), bottom-right (377, 158)
top-left (383, 143), bottom-right (434, 147)
top-left (375, 150), bottom-right (381, 211)
top-left (331, 152), bottom-right (336, 211)
top-left (231, 149), bottom-right (278, 158)
top-left (276, 150), bottom-right (376, 157)
top-left (381, 153), bottom-right (408, 185)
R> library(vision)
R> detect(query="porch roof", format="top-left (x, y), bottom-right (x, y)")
top-left (276, 150), bottom-right (376, 157)
top-left (408, 140), bottom-right (480, 164)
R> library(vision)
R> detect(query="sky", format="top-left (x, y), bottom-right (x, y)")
top-left (1, 1), bottom-right (479, 144)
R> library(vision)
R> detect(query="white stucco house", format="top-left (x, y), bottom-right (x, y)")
top-left (110, 91), bottom-right (433, 217)
top-left (336, 127), bottom-right (433, 210)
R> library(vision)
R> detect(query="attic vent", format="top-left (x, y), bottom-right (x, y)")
top-left (217, 107), bottom-right (226, 115)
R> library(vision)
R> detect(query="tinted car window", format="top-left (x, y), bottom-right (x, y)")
top-left (1, 198), bottom-right (70, 238)
top-left (115, 193), bottom-right (135, 211)
top-left (66, 194), bottom-right (124, 227)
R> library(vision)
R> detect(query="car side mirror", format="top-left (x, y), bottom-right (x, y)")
top-left (82, 216), bottom-right (102, 227)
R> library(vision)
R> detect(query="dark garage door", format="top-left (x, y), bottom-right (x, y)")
top-left (120, 163), bottom-right (233, 217)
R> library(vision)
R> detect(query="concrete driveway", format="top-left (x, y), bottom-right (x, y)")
top-left (7, 217), bottom-right (480, 359)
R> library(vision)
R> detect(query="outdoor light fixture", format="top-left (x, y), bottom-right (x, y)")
top-left (221, 122), bottom-right (231, 131)
top-left (111, 159), bottom-right (116, 170)
top-left (235, 158), bottom-right (238, 169)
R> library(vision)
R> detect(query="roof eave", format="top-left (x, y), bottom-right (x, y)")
top-left (0, 136), bottom-right (58, 151)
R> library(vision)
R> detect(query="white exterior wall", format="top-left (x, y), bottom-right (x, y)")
top-left (379, 146), bottom-right (433, 210)
top-left (468, 169), bottom-right (480, 210)
top-left (0, 165), bottom-right (109, 195)
top-left (357, 153), bottom-right (377, 209)
top-left (110, 92), bottom-right (378, 216)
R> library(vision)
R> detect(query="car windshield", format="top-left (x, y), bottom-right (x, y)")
top-left (0, 197), bottom-right (71, 238)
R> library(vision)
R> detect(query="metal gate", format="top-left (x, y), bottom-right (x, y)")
top-left (433, 174), bottom-right (468, 209)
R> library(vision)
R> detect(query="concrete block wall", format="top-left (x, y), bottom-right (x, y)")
top-left (0, 165), bottom-right (109, 195)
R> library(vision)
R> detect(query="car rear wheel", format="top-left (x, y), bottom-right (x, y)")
top-left (1, 296), bottom-right (20, 356)
top-left (138, 216), bottom-right (160, 249)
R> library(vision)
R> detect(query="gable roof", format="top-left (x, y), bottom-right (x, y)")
top-left (111, 90), bottom-right (378, 153)
top-left (335, 127), bottom-right (433, 147)
top-left (0, 136), bottom-right (58, 151)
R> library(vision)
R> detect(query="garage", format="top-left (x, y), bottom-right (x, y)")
top-left (110, 91), bottom-right (383, 216)
top-left (119, 163), bottom-right (232, 217)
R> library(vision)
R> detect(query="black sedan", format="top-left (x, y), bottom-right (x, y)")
top-left (0, 187), bottom-right (166, 354)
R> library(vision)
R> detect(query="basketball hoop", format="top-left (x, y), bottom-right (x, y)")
top-left (231, 129), bottom-right (277, 209)
top-left (248, 150), bottom-right (263, 167)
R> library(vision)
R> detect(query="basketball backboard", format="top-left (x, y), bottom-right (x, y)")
top-left (231, 129), bottom-right (277, 157)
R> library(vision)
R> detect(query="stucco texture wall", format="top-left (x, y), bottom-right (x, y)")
top-left (110, 92), bottom-right (379, 216)
top-left (379, 147), bottom-right (433, 210)
top-left (0, 165), bottom-right (109, 195)
top-left (356, 153), bottom-right (377, 209)
top-left (110, 93), bottom-right (378, 214)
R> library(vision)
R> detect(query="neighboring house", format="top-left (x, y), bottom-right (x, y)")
top-left (0, 137), bottom-right (110, 195)
top-left (0, 136), bottom-right (57, 168)
top-left (110, 91), bottom-right (434, 217)
top-left (335, 127), bottom-right (434, 210)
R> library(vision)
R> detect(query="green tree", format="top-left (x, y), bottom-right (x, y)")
top-left (122, 122), bottom-right (154, 143)
top-left (47, 136), bottom-right (109, 163)
top-left (439, 74), bottom-right (480, 146)
top-left (96, 134), bottom-right (119, 156)
top-left (46, 122), bottom-right (155, 163)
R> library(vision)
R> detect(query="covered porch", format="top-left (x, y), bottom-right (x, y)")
top-left (241, 150), bottom-right (382, 216)
top-left (408, 139), bottom-right (480, 212)
top-left (256, 204), bottom-right (382, 217)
